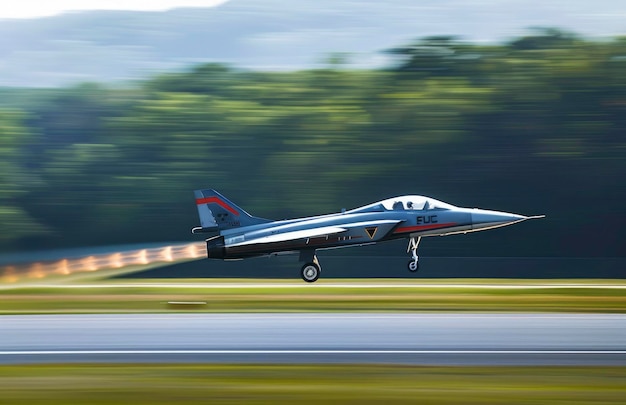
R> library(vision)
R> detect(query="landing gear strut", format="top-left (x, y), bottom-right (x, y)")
top-left (407, 236), bottom-right (421, 272)
top-left (300, 250), bottom-right (321, 283)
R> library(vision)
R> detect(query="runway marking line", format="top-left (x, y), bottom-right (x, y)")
top-left (2, 350), bottom-right (626, 356)
top-left (7, 313), bottom-right (626, 323)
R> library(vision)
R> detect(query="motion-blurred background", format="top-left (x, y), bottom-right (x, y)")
top-left (0, 0), bottom-right (624, 277)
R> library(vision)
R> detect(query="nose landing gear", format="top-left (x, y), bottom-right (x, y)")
top-left (407, 236), bottom-right (421, 272)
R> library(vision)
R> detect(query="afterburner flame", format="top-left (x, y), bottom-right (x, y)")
top-left (82, 256), bottom-right (98, 271)
top-left (3, 266), bottom-right (18, 283)
top-left (162, 246), bottom-right (173, 262)
top-left (56, 259), bottom-right (70, 275)
top-left (136, 249), bottom-right (149, 265)
top-left (28, 263), bottom-right (45, 279)
top-left (1, 242), bottom-right (207, 283)
top-left (186, 244), bottom-right (198, 259)
top-left (110, 253), bottom-right (123, 268)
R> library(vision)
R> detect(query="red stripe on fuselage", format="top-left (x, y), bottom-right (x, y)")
top-left (195, 197), bottom-right (240, 216)
top-left (393, 222), bottom-right (457, 234)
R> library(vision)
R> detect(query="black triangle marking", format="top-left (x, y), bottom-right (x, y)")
top-left (365, 227), bottom-right (378, 239)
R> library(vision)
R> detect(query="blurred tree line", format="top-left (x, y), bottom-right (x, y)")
top-left (1, 29), bottom-right (624, 257)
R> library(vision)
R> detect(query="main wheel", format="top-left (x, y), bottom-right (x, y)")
top-left (408, 260), bottom-right (419, 272)
top-left (301, 262), bottom-right (321, 283)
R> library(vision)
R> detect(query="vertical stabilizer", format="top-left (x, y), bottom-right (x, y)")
top-left (193, 189), bottom-right (270, 232)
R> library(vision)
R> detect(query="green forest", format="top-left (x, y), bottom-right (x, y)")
top-left (1, 30), bottom-right (624, 258)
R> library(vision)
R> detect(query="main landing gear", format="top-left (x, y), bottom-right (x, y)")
top-left (407, 236), bottom-right (421, 272)
top-left (300, 250), bottom-right (321, 283)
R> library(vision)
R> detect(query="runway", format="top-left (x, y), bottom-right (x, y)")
top-left (2, 313), bottom-right (625, 365)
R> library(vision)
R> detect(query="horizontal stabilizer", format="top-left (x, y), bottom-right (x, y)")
top-left (191, 226), bottom-right (218, 234)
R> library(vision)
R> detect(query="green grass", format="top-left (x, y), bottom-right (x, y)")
top-left (0, 364), bottom-right (625, 404)
top-left (0, 279), bottom-right (625, 314)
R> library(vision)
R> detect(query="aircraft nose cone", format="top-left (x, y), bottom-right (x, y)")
top-left (471, 209), bottom-right (527, 231)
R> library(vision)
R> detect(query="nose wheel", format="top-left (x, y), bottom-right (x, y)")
top-left (407, 236), bottom-right (421, 273)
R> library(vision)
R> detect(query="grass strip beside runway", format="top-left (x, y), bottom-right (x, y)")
top-left (0, 279), bottom-right (625, 313)
top-left (0, 364), bottom-right (625, 404)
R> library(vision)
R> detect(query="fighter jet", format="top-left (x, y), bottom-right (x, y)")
top-left (192, 189), bottom-right (544, 282)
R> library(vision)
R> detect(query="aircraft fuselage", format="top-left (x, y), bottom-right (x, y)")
top-left (192, 190), bottom-right (544, 281)
top-left (205, 206), bottom-right (530, 260)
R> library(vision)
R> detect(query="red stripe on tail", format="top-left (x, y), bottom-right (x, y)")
top-left (195, 197), bottom-right (240, 216)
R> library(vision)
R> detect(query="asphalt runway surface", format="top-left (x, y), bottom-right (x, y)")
top-left (2, 313), bottom-right (625, 365)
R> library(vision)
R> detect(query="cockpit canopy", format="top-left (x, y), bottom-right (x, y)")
top-left (351, 195), bottom-right (456, 213)
top-left (381, 196), bottom-right (455, 210)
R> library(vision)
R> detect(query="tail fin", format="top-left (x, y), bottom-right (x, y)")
top-left (193, 189), bottom-right (271, 233)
